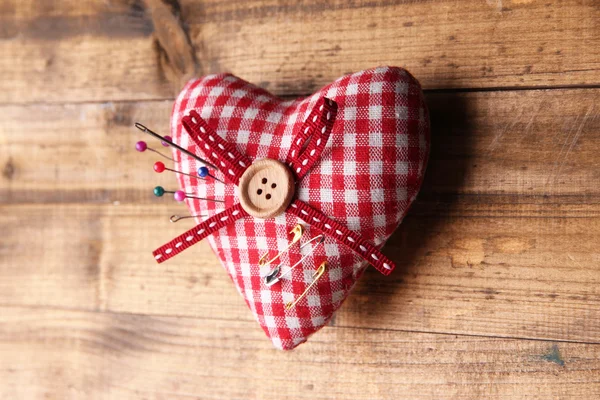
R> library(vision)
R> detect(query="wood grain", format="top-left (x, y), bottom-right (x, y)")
top-left (0, 100), bottom-right (174, 204)
top-left (2, 0), bottom-right (600, 397)
top-left (0, 0), bottom-right (172, 104)
top-left (1, 88), bottom-right (598, 345)
top-left (2, 202), bottom-right (599, 344)
top-left (1, 0), bottom-right (600, 104)
top-left (186, 0), bottom-right (600, 94)
top-left (2, 89), bottom-right (598, 204)
top-left (1, 305), bottom-right (599, 400)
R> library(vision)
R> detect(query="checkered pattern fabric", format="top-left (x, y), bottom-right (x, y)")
top-left (167, 66), bottom-right (430, 350)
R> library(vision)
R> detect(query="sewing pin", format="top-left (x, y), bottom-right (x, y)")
top-left (161, 136), bottom-right (173, 147)
top-left (170, 214), bottom-right (208, 223)
top-left (154, 161), bottom-right (206, 181)
top-left (263, 234), bottom-right (325, 286)
top-left (136, 141), bottom-right (174, 162)
top-left (197, 166), bottom-right (225, 184)
top-left (258, 224), bottom-right (304, 267)
top-left (135, 123), bottom-right (217, 170)
top-left (153, 186), bottom-right (225, 203)
top-left (173, 190), bottom-right (225, 203)
top-left (285, 262), bottom-right (328, 310)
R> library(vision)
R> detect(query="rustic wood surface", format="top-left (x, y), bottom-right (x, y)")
top-left (0, 0), bottom-right (599, 399)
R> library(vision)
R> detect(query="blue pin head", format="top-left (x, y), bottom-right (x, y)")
top-left (197, 166), bottom-right (209, 178)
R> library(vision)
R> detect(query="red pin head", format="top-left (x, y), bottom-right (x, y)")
top-left (153, 161), bottom-right (166, 173)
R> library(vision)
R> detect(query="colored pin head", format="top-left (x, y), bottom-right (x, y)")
top-left (172, 190), bottom-right (224, 203)
top-left (136, 141), bottom-right (147, 152)
top-left (197, 166), bottom-right (225, 183)
top-left (154, 161), bottom-right (202, 180)
top-left (135, 123), bottom-right (216, 169)
top-left (154, 161), bottom-right (166, 173)
top-left (153, 187), bottom-right (225, 203)
top-left (154, 186), bottom-right (165, 197)
top-left (174, 190), bottom-right (186, 202)
top-left (197, 166), bottom-right (209, 178)
top-left (161, 136), bottom-right (172, 147)
top-left (154, 186), bottom-right (222, 203)
top-left (135, 141), bottom-right (174, 162)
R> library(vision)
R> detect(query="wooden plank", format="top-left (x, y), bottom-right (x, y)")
top-left (1, 87), bottom-right (599, 342)
top-left (3, 0), bottom-right (598, 396)
top-left (0, 100), bottom-right (174, 204)
top-left (2, 1), bottom-right (600, 104)
top-left (186, 0), bottom-right (600, 93)
top-left (424, 89), bottom-right (600, 198)
top-left (1, 306), bottom-right (599, 399)
top-left (0, 203), bottom-right (244, 318)
top-left (2, 89), bottom-right (599, 205)
top-left (345, 214), bottom-right (600, 342)
top-left (1, 202), bottom-right (599, 343)
top-left (0, 0), bottom-right (174, 104)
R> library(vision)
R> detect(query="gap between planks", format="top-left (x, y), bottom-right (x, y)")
top-left (1, 302), bottom-right (599, 347)
top-left (2, 84), bottom-right (600, 108)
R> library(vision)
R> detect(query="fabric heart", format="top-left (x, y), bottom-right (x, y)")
top-left (155, 66), bottom-right (430, 350)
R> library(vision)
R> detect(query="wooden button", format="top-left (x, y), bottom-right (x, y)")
top-left (238, 159), bottom-right (295, 219)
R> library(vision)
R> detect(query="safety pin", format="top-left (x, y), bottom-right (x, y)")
top-left (263, 234), bottom-right (325, 286)
top-left (285, 261), bottom-right (328, 310)
top-left (258, 224), bottom-right (304, 267)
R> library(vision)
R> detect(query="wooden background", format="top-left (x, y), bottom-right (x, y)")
top-left (1, 0), bottom-right (599, 398)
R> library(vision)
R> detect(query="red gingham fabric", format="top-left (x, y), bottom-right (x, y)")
top-left (166, 66), bottom-right (430, 350)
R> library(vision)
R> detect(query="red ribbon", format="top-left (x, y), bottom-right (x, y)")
top-left (153, 97), bottom-right (395, 275)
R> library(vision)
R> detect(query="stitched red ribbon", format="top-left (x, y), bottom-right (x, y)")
top-left (153, 204), bottom-right (248, 262)
top-left (153, 97), bottom-right (396, 275)
top-left (182, 110), bottom-right (251, 186)
top-left (287, 200), bottom-right (394, 275)
top-left (286, 98), bottom-right (337, 180)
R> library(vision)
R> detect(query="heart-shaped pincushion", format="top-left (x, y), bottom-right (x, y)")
top-left (166, 66), bottom-right (430, 350)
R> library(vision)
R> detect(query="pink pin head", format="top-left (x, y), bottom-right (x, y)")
top-left (174, 190), bottom-right (186, 202)
top-left (153, 161), bottom-right (166, 173)
top-left (135, 141), bottom-right (147, 152)
top-left (161, 136), bottom-right (172, 147)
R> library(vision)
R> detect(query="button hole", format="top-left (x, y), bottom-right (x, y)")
top-left (266, 194), bottom-right (272, 200)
